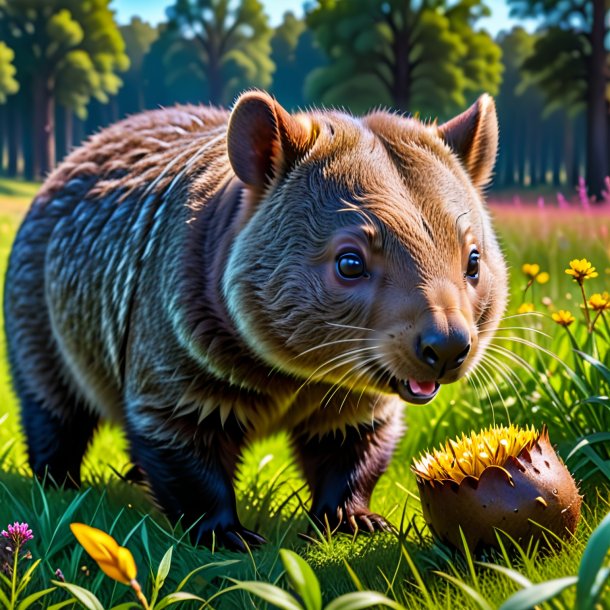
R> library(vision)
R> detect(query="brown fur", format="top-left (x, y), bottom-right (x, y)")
top-left (4, 92), bottom-right (507, 548)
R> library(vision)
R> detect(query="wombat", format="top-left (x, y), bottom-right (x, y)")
top-left (4, 91), bottom-right (508, 550)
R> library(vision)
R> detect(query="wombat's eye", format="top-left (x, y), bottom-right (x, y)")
top-left (466, 248), bottom-right (480, 280)
top-left (336, 252), bottom-right (367, 280)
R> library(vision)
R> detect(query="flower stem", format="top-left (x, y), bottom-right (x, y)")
top-left (591, 310), bottom-right (603, 333)
top-left (131, 579), bottom-right (150, 610)
top-left (9, 542), bottom-right (19, 610)
top-left (579, 282), bottom-right (591, 331)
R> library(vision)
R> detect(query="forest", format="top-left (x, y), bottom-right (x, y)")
top-left (0, 0), bottom-right (607, 198)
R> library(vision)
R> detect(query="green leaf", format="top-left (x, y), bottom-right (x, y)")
top-left (566, 433), bottom-right (610, 461)
top-left (154, 592), bottom-right (206, 610)
top-left (433, 572), bottom-right (493, 610)
top-left (576, 510), bottom-right (610, 610)
top-left (475, 562), bottom-right (533, 589)
top-left (17, 586), bottom-right (56, 610)
top-left (499, 576), bottom-right (578, 610)
top-left (155, 546), bottom-right (173, 592)
top-left (0, 584), bottom-right (11, 609)
top-left (325, 591), bottom-right (406, 610)
top-left (15, 559), bottom-right (41, 596)
top-left (175, 559), bottom-right (241, 591)
top-left (576, 351), bottom-right (610, 384)
top-left (52, 581), bottom-right (105, 610)
top-left (342, 559), bottom-right (364, 592)
top-left (228, 581), bottom-right (303, 610)
top-left (109, 603), bottom-right (140, 610)
top-left (280, 549), bottom-right (322, 610)
top-left (47, 600), bottom-right (80, 610)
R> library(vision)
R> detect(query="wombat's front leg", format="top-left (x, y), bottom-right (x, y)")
top-left (125, 407), bottom-right (265, 551)
top-left (293, 408), bottom-right (403, 535)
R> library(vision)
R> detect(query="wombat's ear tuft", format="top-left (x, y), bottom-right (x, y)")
top-left (438, 94), bottom-right (498, 189)
top-left (227, 91), bottom-right (317, 191)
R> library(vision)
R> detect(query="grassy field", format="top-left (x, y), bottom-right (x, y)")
top-left (0, 179), bottom-right (609, 609)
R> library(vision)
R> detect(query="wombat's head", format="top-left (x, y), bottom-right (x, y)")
top-left (223, 91), bottom-right (507, 404)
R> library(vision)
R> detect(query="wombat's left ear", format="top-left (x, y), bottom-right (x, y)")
top-left (438, 94), bottom-right (498, 189)
top-left (227, 91), bottom-right (317, 192)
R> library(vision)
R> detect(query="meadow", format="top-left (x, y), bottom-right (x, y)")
top-left (0, 179), bottom-right (609, 609)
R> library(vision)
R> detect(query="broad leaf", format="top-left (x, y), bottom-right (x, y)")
top-left (280, 549), bottom-right (322, 610)
top-left (499, 576), bottom-right (578, 610)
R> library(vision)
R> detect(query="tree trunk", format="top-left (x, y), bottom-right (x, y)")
top-left (206, 33), bottom-right (224, 105)
top-left (0, 105), bottom-right (5, 174)
top-left (585, 0), bottom-right (608, 201)
top-left (7, 97), bottom-right (22, 178)
top-left (391, 25), bottom-right (410, 112)
top-left (32, 74), bottom-right (56, 179)
top-left (65, 108), bottom-right (73, 155)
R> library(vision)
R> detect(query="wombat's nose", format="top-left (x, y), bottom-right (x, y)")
top-left (417, 328), bottom-right (471, 376)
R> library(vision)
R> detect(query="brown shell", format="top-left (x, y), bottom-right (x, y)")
top-left (416, 430), bottom-right (582, 553)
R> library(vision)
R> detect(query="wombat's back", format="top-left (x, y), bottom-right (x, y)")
top-left (4, 105), bottom-right (230, 422)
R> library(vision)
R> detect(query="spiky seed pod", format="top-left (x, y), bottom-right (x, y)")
top-left (412, 426), bottom-right (582, 553)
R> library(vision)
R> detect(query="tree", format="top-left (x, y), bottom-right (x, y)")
top-left (0, 0), bottom-right (129, 178)
top-left (270, 11), bottom-right (327, 109)
top-left (305, 0), bottom-right (503, 118)
top-left (141, 23), bottom-right (206, 107)
top-left (0, 41), bottom-right (18, 103)
top-left (165, 0), bottom-right (274, 106)
top-left (119, 17), bottom-right (159, 115)
top-left (507, 0), bottom-right (609, 199)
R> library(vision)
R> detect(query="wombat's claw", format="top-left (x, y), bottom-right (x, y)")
top-left (337, 507), bottom-right (395, 535)
top-left (217, 527), bottom-right (267, 552)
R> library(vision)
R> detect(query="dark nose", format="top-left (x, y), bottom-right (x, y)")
top-left (417, 328), bottom-right (471, 376)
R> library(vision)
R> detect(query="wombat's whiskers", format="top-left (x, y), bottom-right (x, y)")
top-left (322, 352), bottom-right (384, 412)
top-left (325, 321), bottom-right (377, 333)
top-left (295, 345), bottom-right (382, 394)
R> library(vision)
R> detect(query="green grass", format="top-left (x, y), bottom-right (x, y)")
top-left (0, 179), bottom-right (609, 608)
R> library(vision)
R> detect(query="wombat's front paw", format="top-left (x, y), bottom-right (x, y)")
top-left (192, 524), bottom-right (267, 552)
top-left (312, 506), bottom-right (395, 535)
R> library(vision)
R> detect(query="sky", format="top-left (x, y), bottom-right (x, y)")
top-left (112, 0), bottom-right (540, 35)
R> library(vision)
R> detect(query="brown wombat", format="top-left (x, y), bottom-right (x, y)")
top-left (4, 91), bottom-right (507, 550)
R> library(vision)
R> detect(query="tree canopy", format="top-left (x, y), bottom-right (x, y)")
top-left (0, 0), bottom-right (128, 176)
top-left (0, 41), bottom-right (18, 103)
top-left (306, 0), bottom-right (503, 118)
top-left (166, 0), bottom-right (273, 105)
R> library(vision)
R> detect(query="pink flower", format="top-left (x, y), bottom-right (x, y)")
top-left (1, 522), bottom-right (33, 547)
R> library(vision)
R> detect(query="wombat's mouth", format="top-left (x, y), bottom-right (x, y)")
top-left (390, 377), bottom-right (440, 405)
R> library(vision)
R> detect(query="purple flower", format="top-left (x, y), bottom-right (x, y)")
top-left (1, 522), bottom-right (34, 547)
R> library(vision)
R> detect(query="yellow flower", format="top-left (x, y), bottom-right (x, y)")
top-left (522, 263), bottom-right (540, 278)
top-left (565, 258), bottom-right (598, 283)
top-left (588, 292), bottom-right (610, 312)
top-left (536, 271), bottom-right (550, 284)
top-left (70, 523), bottom-right (137, 585)
top-left (412, 424), bottom-right (540, 483)
top-left (552, 310), bottom-right (576, 327)
top-left (518, 302), bottom-right (535, 314)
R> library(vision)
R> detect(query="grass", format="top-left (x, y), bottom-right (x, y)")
top-left (0, 178), bottom-right (609, 608)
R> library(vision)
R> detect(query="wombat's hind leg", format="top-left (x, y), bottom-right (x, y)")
top-left (125, 409), bottom-right (266, 552)
top-left (293, 412), bottom-right (402, 536)
top-left (19, 391), bottom-right (99, 489)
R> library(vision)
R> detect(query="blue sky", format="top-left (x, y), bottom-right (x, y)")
top-left (111, 0), bottom-right (539, 34)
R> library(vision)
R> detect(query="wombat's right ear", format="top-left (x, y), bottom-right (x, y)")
top-left (227, 91), bottom-right (317, 192)
top-left (438, 94), bottom-right (498, 189)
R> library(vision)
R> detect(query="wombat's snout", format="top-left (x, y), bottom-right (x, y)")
top-left (416, 326), bottom-right (471, 377)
